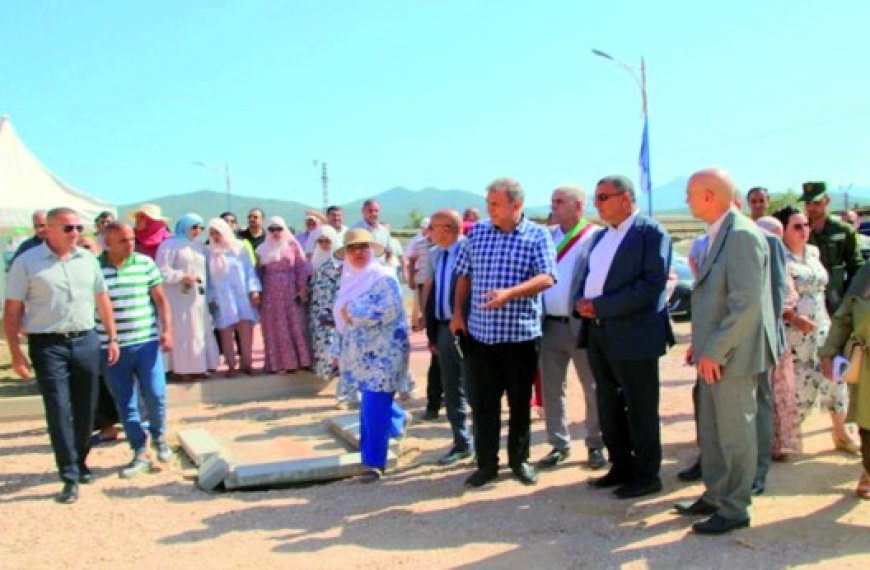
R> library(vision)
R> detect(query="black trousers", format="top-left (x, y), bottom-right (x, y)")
top-left (466, 336), bottom-right (539, 472)
top-left (586, 324), bottom-right (662, 483)
top-left (426, 354), bottom-right (443, 414)
top-left (28, 330), bottom-right (100, 483)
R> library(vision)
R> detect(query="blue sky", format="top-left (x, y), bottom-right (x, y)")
top-left (2, 0), bottom-right (868, 209)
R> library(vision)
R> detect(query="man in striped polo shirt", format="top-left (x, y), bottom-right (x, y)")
top-left (97, 223), bottom-right (174, 478)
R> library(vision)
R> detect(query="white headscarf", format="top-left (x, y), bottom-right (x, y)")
top-left (333, 255), bottom-right (395, 333)
top-left (256, 216), bottom-right (301, 265)
top-left (207, 218), bottom-right (242, 277)
top-left (309, 225), bottom-right (339, 269)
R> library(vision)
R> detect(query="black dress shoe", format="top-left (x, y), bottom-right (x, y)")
top-left (512, 463), bottom-right (538, 485)
top-left (587, 448), bottom-right (606, 470)
top-left (79, 469), bottom-right (94, 485)
top-left (437, 447), bottom-right (472, 466)
top-left (420, 410), bottom-right (440, 422)
top-left (751, 480), bottom-right (765, 496)
top-left (537, 448), bottom-right (569, 468)
top-left (56, 482), bottom-right (79, 504)
top-left (464, 469), bottom-right (498, 488)
top-left (614, 478), bottom-right (663, 499)
top-left (674, 498), bottom-right (718, 516)
top-left (678, 461), bottom-right (702, 482)
top-left (588, 469), bottom-right (631, 489)
top-left (692, 514), bottom-right (750, 535)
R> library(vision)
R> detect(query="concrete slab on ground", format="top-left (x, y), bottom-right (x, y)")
top-left (178, 427), bottom-right (224, 467)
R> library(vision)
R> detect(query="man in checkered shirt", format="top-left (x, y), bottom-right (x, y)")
top-left (451, 177), bottom-right (557, 488)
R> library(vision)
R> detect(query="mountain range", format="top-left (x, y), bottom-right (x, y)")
top-left (120, 180), bottom-right (870, 229)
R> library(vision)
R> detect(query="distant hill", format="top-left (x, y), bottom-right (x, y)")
top-left (120, 187), bottom-right (487, 230)
top-left (121, 182), bottom-right (870, 229)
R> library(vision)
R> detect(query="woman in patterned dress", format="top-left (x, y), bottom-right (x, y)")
top-left (330, 229), bottom-right (412, 482)
top-left (256, 216), bottom-right (312, 374)
top-left (774, 206), bottom-right (859, 454)
top-left (307, 225), bottom-right (341, 380)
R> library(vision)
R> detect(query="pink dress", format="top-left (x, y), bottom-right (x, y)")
top-left (259, 242), bottom-right (312, 372)
top-left (771, 268), bottom-right (802, 454)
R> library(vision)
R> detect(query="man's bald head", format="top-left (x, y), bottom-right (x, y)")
top-left (431, 209), bottom-right (462, 229)
top-left (429, 209), bottom-right (462, 248)
top-left (686, 168), bottom-right (738, 223)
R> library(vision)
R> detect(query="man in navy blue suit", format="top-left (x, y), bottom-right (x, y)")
top-left (575, 175), bottom-right (673, 499)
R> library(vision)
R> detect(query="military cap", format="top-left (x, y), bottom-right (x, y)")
top-left (799, 181), bottom-right (827, 202)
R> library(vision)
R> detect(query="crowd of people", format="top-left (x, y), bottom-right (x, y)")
top-left (3, 173), bottom-right (868, 536)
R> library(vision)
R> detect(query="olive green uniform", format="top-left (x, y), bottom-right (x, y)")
top-left (808, 216), bottom-right (864, 314)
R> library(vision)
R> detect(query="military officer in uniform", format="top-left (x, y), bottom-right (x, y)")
top-left (801, 181), bottom-right (864, 314)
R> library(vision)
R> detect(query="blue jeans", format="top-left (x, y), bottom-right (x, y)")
top-left (103, 340), bottom-right (166, 454)
top-left (29, 330), bottom-right (100, 483)
top-left (359, 390), bottom-right (405, 470)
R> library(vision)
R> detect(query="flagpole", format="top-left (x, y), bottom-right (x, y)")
top-left (592, 50), bottom-right (652, 216)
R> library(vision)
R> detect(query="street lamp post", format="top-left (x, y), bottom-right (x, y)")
top-left (592, 49), bottom-right (652, 216)
top-left (192, 160), bottom-right (232, 211)
top-left (313, 160), bottom-right (329, 211)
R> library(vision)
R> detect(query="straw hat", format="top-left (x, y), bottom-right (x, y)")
top-left (334, 228), bottom-right (385, 260)
top-left (126, 203), bottom-right (168, 222)
top-left (304, 209), bottom-right (329, 224)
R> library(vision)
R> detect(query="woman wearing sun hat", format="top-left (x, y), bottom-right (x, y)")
top-left (330, 228), bottom-right (413, 482)
top-left (128, 203), bottom-right (172, 260)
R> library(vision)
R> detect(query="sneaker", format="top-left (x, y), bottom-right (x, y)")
top-left (120, 454), bottom-right (152, 479)
top-left (153, 438), bottom-right (174, 463)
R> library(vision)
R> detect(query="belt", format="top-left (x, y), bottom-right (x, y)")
top-left (544, 315), bottom-right (570, 323)
top-left (29, 330), bottom-right (91, 340)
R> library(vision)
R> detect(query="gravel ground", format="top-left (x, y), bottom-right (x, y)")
top-left (1, 322), bottom-right (868, 569)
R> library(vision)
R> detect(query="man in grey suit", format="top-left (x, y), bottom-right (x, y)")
top-left (423, 209), bottom-right (473, 465)
top-left (678, 168), bottom-right (777, 534)
top-left (536, 185), bottom-right (604, 470)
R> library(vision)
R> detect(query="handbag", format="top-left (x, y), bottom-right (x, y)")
top-left (843, 338), bottom-right (865, 385)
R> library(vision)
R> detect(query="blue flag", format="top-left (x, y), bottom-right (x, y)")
top-left (638, 117), bottom-right (651, 197)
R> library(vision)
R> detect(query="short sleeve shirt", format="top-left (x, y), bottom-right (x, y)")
top-left (453, 216), bottom-right (557, 344)
top-left (96, 252), bottom-right (163, 348)
top-left (5, 243), bottom-right (107, 333)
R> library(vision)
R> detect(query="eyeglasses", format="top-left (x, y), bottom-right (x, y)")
top-left (62, 224), bottom-right (84, 233)
top-left (34, 223), bottom-right (47, 229)
top-left (347, 243), bottom-right (370, 253)
top-left (267, 226), bottom-right (284, 233)
top-left (594, 192), bottom-right (625, 203)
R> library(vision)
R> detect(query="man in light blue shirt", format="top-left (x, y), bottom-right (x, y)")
top-left (4, 207), bottom-right (119, 504)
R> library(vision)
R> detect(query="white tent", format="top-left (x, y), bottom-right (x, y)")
top-left (0, 115), bottom-right (114, 228)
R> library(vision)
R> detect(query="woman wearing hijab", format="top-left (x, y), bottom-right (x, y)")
top-left (256, 216), bottom-right (312, 374)
top-left (129, 203), bottom-right (172, 259)
top-left (206, 218), bottom-right (262, 378)
top-left (156, 213), bottom-right (219, 380)
top-left (308, 225), bottom-right (341, 380)
top-left (820, 263), bottom-right (870, 499)
top-left (330, 229), bottom-right (412, 482)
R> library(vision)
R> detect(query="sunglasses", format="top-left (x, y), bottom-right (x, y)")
top-left (347, 243), bottom-right (371, 253)
top-left (62, 224), bottom-right (84, 233)
top-left (267, 226), bottom-right (284, 233)
top-left (594, 192), bottom-right (625, 203)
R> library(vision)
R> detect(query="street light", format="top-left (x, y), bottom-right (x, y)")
top-left (592, 49), bottom-right (652, 215)
top-left (192, 160), bottom-right (232, 211)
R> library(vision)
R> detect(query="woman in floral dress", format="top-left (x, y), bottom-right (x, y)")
top-left (256, 216), bottom-right (312, 374)
top-left (330, 229), bottom-right (412, 482)
top-left (774, 206), bottom-right (859, 454)
top-left (308, 225), bottom-right (341, 380)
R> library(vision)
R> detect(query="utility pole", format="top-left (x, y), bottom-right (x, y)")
top-left (313, 160), bottom-right (329, 210)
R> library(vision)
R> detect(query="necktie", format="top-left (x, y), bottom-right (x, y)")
top-left (437, 250), bottom-right (449, 320)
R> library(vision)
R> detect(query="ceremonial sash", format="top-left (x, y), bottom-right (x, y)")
top-left (556, 220), bottom-right (593, 262)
